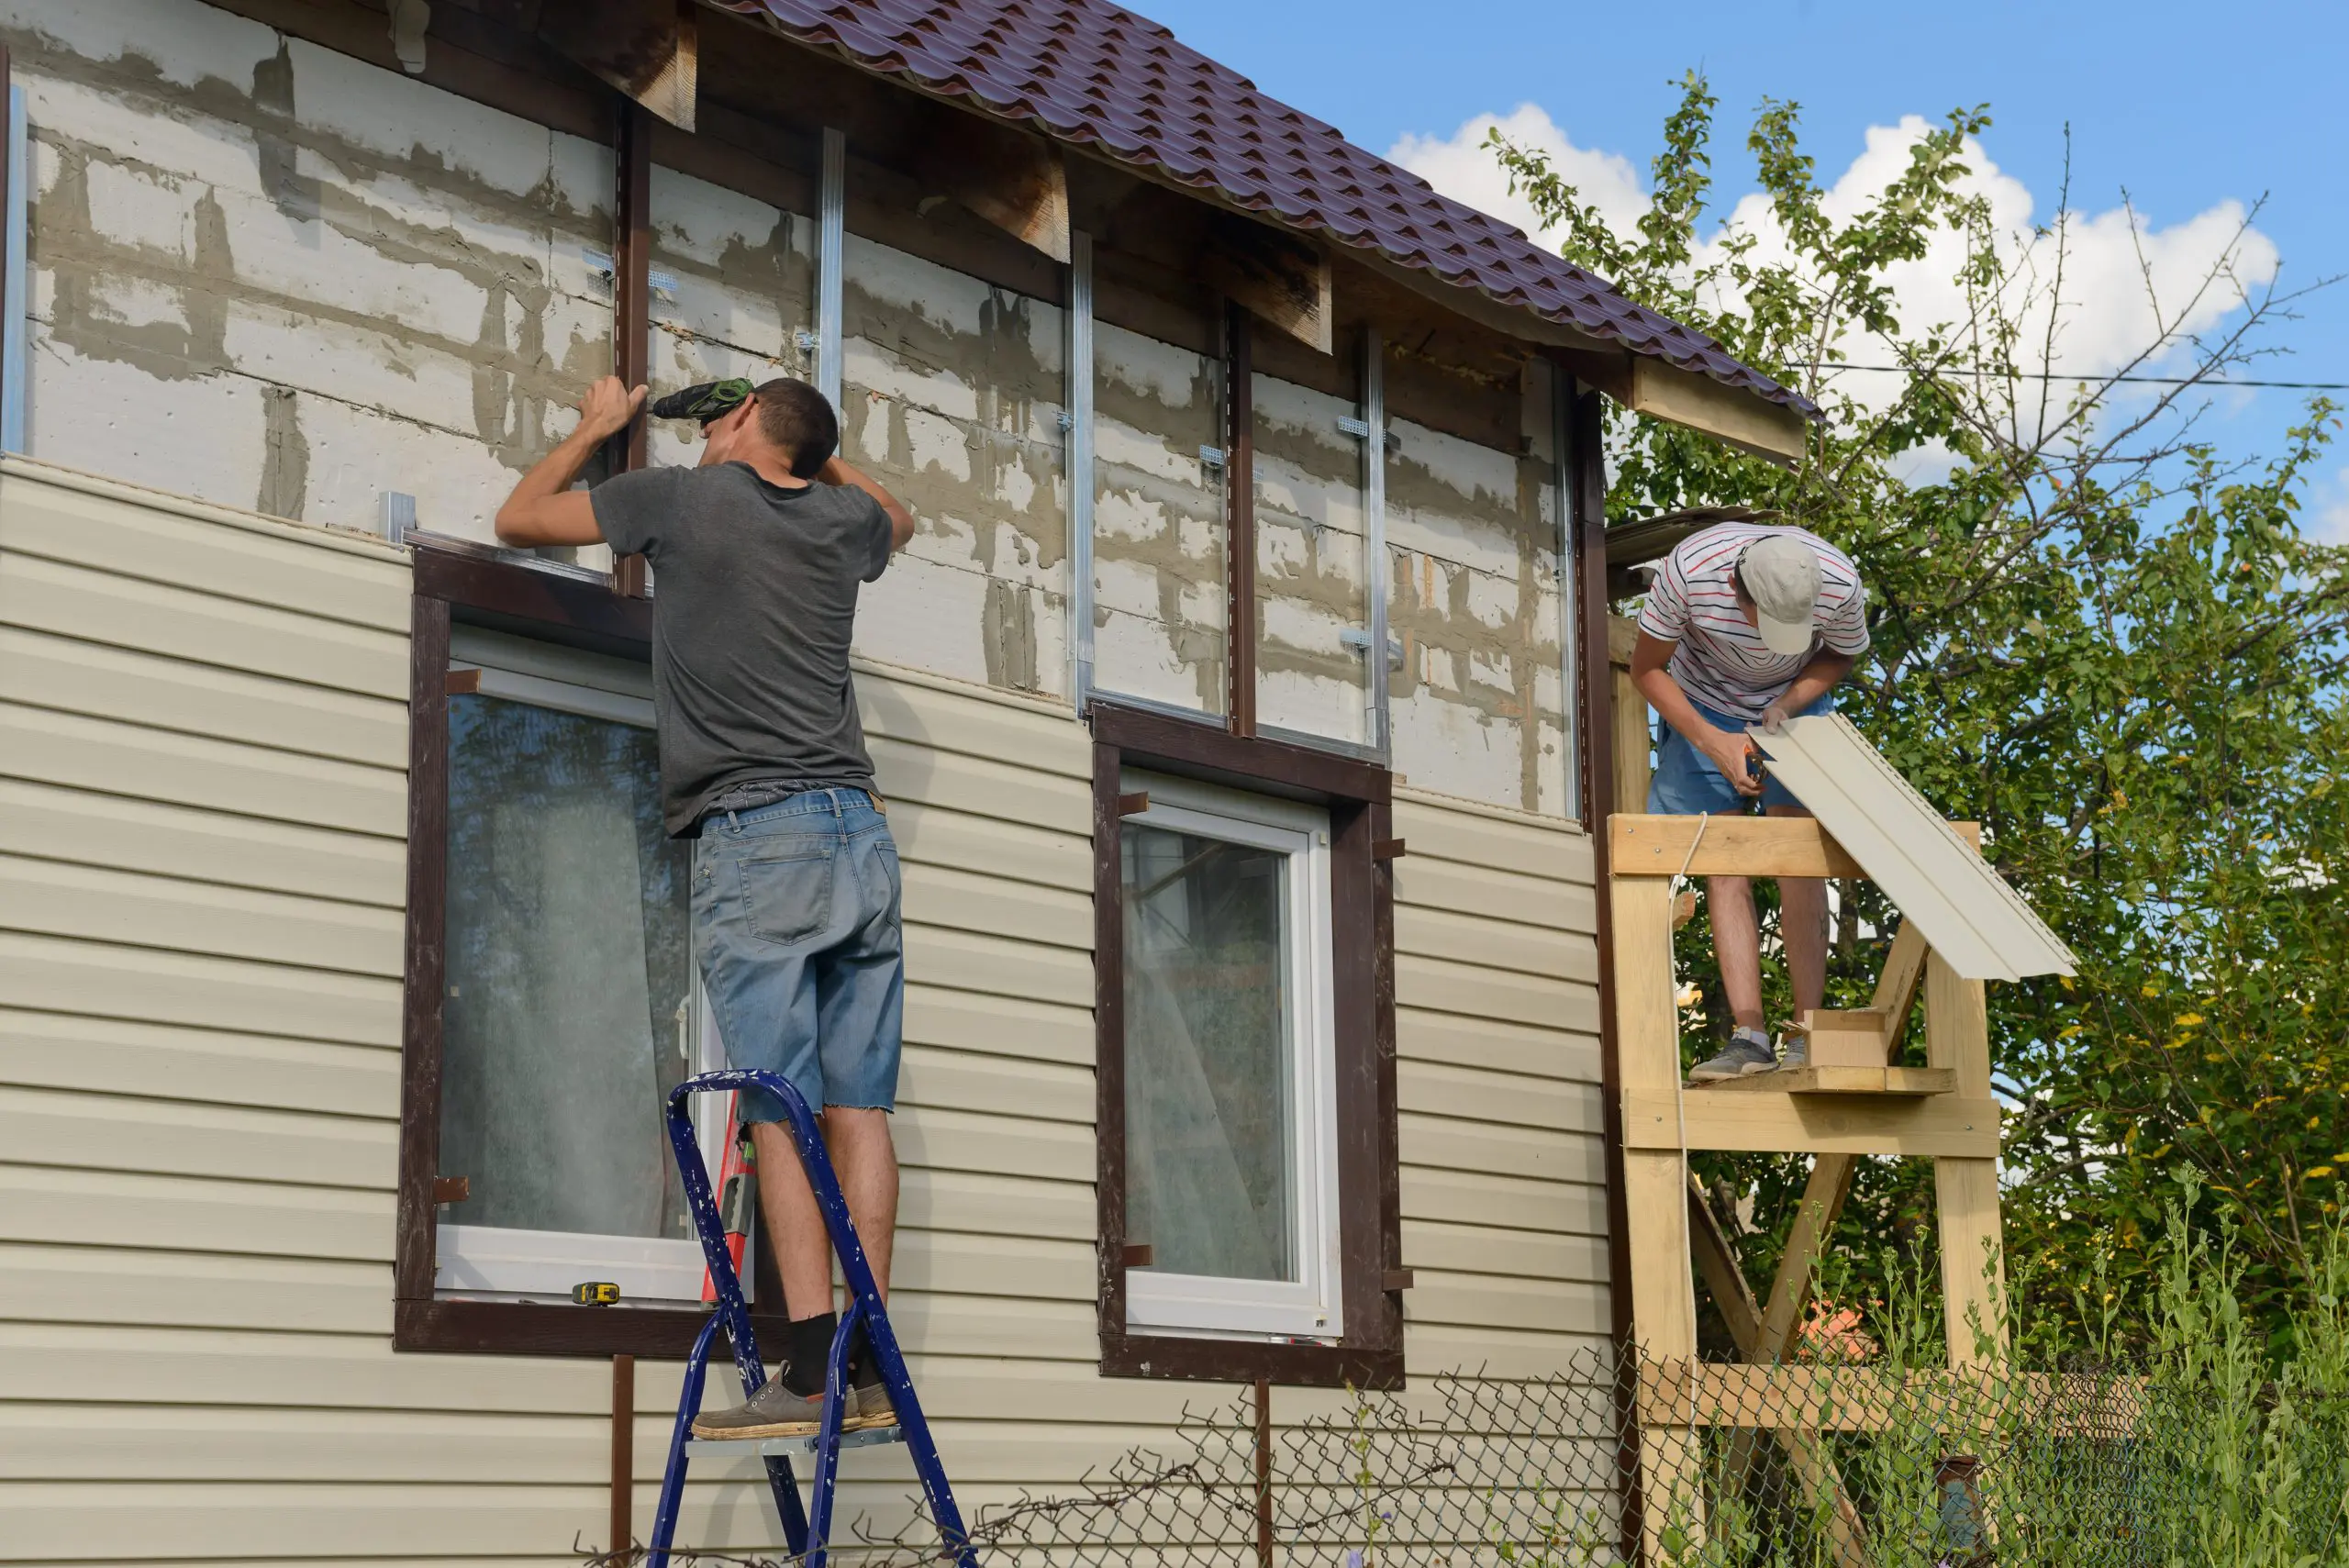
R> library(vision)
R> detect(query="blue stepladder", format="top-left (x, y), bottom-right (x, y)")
top-left (650, 1068), bottom-right (978, 1568)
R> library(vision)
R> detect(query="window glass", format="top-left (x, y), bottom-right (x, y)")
top-left (1122, 821), bottom-right (1295, 1282)
top-left (438, 693), bottom-right (695, 1244)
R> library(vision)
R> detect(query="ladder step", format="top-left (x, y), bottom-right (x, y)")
top-left (685, 1425), bottom-right (905, 1458)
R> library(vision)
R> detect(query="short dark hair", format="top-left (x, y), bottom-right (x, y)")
top-left (752, 377), bottom-right (839, 475)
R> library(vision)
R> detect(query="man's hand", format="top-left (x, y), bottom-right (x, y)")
top-left (1758, 703), bottom-right (1792, 735)
top-left (1701, 729), bottom-right (1765, 797)
top-left (578, 376), bottom-right (648, 443)
top-left (493, 377), bottom-right (644, 548)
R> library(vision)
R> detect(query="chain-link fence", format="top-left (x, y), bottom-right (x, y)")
top-left (601, 1341), bottom-right (2349, 1568)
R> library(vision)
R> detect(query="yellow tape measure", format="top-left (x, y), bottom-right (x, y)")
top-left (572, 1282), bottom-right (620, 1307)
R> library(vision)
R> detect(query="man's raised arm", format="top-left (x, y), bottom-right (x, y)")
top-left (817, 454), bottom-right (916, 552)
top-left (495, 377), bottom-right (647, 548)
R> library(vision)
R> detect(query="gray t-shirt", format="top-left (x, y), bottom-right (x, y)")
top-left (592, 462), bottom-right (893, 836)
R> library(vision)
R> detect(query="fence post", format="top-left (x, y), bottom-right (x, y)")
top-left (1253, 1377), bottom-right (1274, 1567)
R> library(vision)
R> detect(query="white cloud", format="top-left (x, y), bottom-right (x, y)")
top-left (1387, 105), bottom-right (1646, 251)
top-left (2314, 468), bottom-right (2349, 546)
top-left (1389, 106), bottom-right (2281, 422)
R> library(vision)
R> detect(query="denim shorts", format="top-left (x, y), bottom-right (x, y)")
top-left (1647, 693), bottom-right (1833, 815)
top-left (692, 788), bottom-right (905, 1124)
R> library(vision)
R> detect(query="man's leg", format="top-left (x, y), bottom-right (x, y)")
top-left (819, 1106), bottom-right (897, 1299)
top-left (1768, 803), bottom-right (1829, 1018)
top-left (750, 1119), bottom-right (834, 1320)
top-left (1709, 873), bottom-right (1767, 1034)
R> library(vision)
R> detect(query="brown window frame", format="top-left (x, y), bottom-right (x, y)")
top-left (1089, 699), bottom-right (1403, 1389)
top-left (394, 538), bottom-right (794, 1358)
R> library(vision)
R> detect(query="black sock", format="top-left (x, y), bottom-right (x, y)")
top-left (849, 1325), bottom-right (883, 1389)
top-left (780, 1311), bottom-right (837, 1397)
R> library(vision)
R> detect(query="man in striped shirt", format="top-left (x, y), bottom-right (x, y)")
top-left (1631, 521), bottom-right (1869, 1079)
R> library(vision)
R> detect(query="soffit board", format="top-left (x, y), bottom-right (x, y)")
top-left (1753, 714), bottom-right (2076, 982)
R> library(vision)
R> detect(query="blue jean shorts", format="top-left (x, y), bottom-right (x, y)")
top-left (1647, 693), bottom-right (1833, 815)
top-left (692, 788), bottom-right (905, 1124)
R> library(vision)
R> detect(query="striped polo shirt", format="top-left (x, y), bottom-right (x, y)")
top-left (1636, 521), bottom-right (1868, 721)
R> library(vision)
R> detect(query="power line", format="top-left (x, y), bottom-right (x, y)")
top-left (1790, 362), bottom-right (2349, 391)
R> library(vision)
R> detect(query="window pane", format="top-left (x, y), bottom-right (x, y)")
top-left (440, 694), bottom-right (695, 1242)
top-left (1121, 821), bottom-right (1293, 1282)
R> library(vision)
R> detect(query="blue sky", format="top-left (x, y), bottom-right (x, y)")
top-left (1142, 0), bottom-right (2349, 534)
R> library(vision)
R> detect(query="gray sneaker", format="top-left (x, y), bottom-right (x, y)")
top-left (1777, 1027), bottom-right (1809, 1071)
top-left (691, 1373), bottom-right (830, 1440)
top-left (849, 1376), bottom-right (897, 1431)
top-left (1689, 1029), bottom-right (1778, 1081)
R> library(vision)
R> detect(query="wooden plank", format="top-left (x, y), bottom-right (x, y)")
top-left (1611, 814), bottom-right (1978, 880)
top-left (1610, 874), bottom-right (1696, 1372)
top-left (1870, 920), bottom-right (1930, 1051)
top-left (1929, 952), bottom-right (2007, 1366)
top-left (1636, 1363), bottom-right (2142, 1438)
top-left (0, 701), bottom-right (406, 841)
top-left (0, 624), bottom-right (407, 770)
top-left (1622, 1091), bottom-right (2000, 1158)
top-left (910, 117), bottom-right (1070, 261)
top-left (1687, 1065), bottom-right (1954, 1097)
top-left (1757, 1156), bottom-right (1855, 1361)
top-left (1206, 212), bottom-right (1331, 353)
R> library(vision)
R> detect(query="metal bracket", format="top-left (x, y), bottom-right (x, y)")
top-left (1336, 415), bottom-right (1370, 439)
top-left (1197, 444), bottom-right (1226, 468)
top-left (1339, 627), bottom-right (1404, 668)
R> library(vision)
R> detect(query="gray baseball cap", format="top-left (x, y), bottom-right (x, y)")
top-left (1738, 535), bottom-right (1822, 655)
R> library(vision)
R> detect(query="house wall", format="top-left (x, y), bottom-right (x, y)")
top-left (0, 455), bottom-right (1608, 1556)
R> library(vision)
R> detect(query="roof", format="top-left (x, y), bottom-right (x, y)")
top-left (719, 0), bottom-right (1819, 419)
top-left (1753, 715), bottom-right (2076, 982)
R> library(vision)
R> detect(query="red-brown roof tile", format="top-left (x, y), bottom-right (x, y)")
top-left (723, 0), bottom-right (1814, 417)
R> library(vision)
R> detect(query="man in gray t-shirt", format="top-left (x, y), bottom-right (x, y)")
top-left (495, 373), bottom-right (916, 1440)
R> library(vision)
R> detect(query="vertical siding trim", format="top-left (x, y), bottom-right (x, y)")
top-left (1066, 230), bottom-right (1097, 711)
top-left (1553, 360), bottom-right (1581, 821)
top-left (394, 592), bottom-right (450, 1304)
top-left (1363, 330), bottom-right (1389, 756)
top-left (818, 127), bottom-right (846, 410)
top-left (1223, 305), bottom-right (1256, 736)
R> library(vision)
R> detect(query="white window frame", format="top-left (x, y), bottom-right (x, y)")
top-left (1119, 770), bottom-right (1343, 1341)
top-left (433, 629), bottom-right (736, 1307)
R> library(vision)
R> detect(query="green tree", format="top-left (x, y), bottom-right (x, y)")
top-left (1492, 75), bottom-right (2349, 1351)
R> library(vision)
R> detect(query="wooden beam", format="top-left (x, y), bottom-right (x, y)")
top-left (607, 96), bottom-right (653, 599)
top-left (1224, 304), bottom-right (1258, 735)
top-left (1928, 951), bottom-right (2008, 1366)
top-left (1629, 355), bottom-right (1809, 467)
top-left (1690, 1065), bottom-right (1954, 1097)
top-left (1611, 814), bottom-right (1980, 881)
top-left (1802, 1009), bottom-right (1889, 1068)
top-left (1758, 1156), bottom-right (1855, 1362)
top-left (913, 119), bottom-right (1070, 262)
top-left (1622, 1090), bottom-right (1998, 1158)
top-left (1205, 214), bottom-right (1332, 354)
top-left (1870, 920), bottom-right (1931, 1053)
top-left (1638, 1363), bottom-right (2141, 1439)
top-left (540, 0), bottom-right (697, 130)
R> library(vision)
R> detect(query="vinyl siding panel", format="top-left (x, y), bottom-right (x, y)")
top-left (0, 456), bottom-right (1612, 1560)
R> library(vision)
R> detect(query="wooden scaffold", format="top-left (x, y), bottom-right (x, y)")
top-left (1607, 715), bottom-right (2076, 1563)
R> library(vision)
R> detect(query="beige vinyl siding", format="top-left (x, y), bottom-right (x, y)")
top-left (1392, 788), bottom-right (1610, 1378)
top-left (0, 455), bottom-right (1612, 1559)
